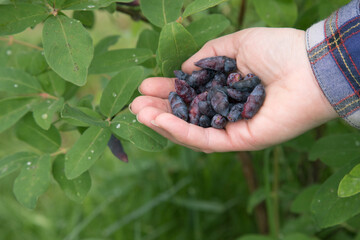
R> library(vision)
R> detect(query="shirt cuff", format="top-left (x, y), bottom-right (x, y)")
top-left (305, 0), bottom-right (360, 128)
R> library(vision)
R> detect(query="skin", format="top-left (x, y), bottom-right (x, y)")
top-left (130, 28), bottom-right (338, 153)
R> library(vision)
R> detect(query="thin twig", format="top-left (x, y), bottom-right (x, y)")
top-left (238, 151), bottom-right (268, 234)
top-left (115, 5), bottom-right (149, 23)
top-left (0, 36), bottom-right (43, 51)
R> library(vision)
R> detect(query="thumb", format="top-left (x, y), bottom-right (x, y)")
top-left (181, 31), bottom-right (248, 74)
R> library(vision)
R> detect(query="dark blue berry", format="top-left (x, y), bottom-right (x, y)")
top-left (210, 89), bottom-right (229, 116)
top-left (242, 84), bottom-right (265, 119)
top-left (175, 78), bottom-right (197, 104)
top-left (108, 134), bottom-right (128, 162)
top-left (211, 114), bottom-right (227, 129)
top-left (227, 103), bottom-right (244, 122)
top-left (199, 115), bottom-right (211, 128)
top-left (169, 92), bottom-right (188, 121)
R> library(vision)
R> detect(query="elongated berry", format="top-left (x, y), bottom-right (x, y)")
top-left (175, 78), bottom-right (197, 104)
top-left (227, 72), bottom-right (241, 86)
top-left (189, 92), bottom-right (208, 125)
top-left (213, 72), bottom-right (227, 85)
top-left (169, 92), bottom-right (188, 121)
top-left (211, 114), bottom-right (227, 129)
top-left (207, 86), bottom-right (227, 102)
top-left (226, 88), bottom-right (250, 102)
top-left (198, 100), bottom-right (216, 117)
top-left (195, 56), bottom-right (237, 73)
top-left (210, 89), bottom-right (229, 116)
top-left (108, 134), bottom-right (128, 162)
top-left (199, 115), bottom-right (211, 128)
top-left (232, 76), bottom-right (260, 91)
top-left (227, 103), bottom-right (244, 122)
top-left (242, 84), bottom-right (265, 119)
top-left (174, 70), bottom-right (189, 81)
top-left (187, 69), bottom-right (212, 87)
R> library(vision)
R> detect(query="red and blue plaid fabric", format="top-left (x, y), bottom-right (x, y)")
top-left (306, 0), bottom-right (360, 128)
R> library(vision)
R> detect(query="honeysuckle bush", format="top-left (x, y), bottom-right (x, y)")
top-left (1, 0), bottom-right (360, 239)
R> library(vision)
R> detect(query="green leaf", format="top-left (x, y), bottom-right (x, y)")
top-left (15, 114), bottom-right (61, 153)
top-left (183, 0), bottom-right (226, 18)
top-left (252, 0), bottom-right (298, 27)
top-left (311, 158), bottom-right (360, 228)
top-left (33, 98), bottom-right (64, 130)
top-left (37, 70), bottom-right (66, 97)
top-left (0, 3), bottom-right (49, 36)
top-left (53, 154), bottom-right (91, 203)
top-left (0, 96), bottom-right (35, 133)
top-left (186, 14), bottom-right (230, 46)
top-left (111, 110), bottom-right (167, 152)
top-left (338, 163), bottom-right (360, 198)
top-left (136, 29), bottom-right (159, 53)
top-left (283, 233), bottom-right (319, 240)
top-left (291, 185), bottom-right (320, 214)
top-left (158, 22), bottom-right (198, 77)
top-left (89, 48), bottom-right (153, 74)
top-left (0, 152), bottom-right (38, 179)
top-left (61, 104), bottom-right (107, 127)
top-left (309, 133), bottom-right (360, 167)
top-left (13, 154), bottom-right (51, 209)
top-left (73, 10), bottom-right (95, 29)
top-left (236, 235), bottom-right (275, 240)
top-left (61, 0), bottom-right (130, 10)
top-left (318, 0), bottom-right (350, 19)
top-left (140, 0), bottom-right (183, 27)
top-left (100, 66), bottom-right (144, 117)
top-left (42, 15), bottom-right (93, 86)
top-left (247, 187), bottom-right (266, 214)
top-left (15, 51), bottom-right (48, 76)
top-left (94, 35), bottom-right (120, 56)
top-left (65, 126), bottom-right (111, 179)
top-left (0, 67), bottom-right (43, 94)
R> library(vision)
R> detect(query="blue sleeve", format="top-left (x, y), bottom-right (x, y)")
top-left (306, 0), bottom-right (360, 128)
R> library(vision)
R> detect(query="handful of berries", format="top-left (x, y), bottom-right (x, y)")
top-left (168, 56), bottom-right (265, 129)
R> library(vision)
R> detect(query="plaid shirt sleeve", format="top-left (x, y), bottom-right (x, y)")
top-left (306, 0), bottom-right (360, 128)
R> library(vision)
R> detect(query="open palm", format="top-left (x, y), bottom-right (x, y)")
top-left (131, 28), bottom-right (337, 152)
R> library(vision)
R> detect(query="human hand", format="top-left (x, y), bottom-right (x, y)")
top-left (130, 27), bottom-right (338, 153)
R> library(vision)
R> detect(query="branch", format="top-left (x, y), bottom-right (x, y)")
top-left (115, 5), bottom-right (149, 23)
top-left (0, 36), bottom-right (43, 51)
top-left (238, 151), bottom-right (268, 234)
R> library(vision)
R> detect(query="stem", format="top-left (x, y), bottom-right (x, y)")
top-left (50, 148), bottom-right (67, 157)
top-left (0, 37), bottom-right (43, 51)
top-left (272, 146), bottom-right (281, 236)
top-left (263, 148), bottom-right (278, 238)
top-left (238, 151), bottom-right (268, 234)
top-left (237, 0), bottom-right (247, 28)
top-left (115, 5), bottom-right (149, 23)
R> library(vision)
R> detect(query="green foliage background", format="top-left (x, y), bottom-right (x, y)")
top-left (1, 0), bottom-right (360, 239)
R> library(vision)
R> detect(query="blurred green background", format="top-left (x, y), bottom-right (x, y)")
top-left (1, 0), bottom-right (359, 239)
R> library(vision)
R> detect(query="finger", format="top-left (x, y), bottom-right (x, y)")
top-left (139, 77), bottom-right (175, 98)
top-left (182, 32), bottom-right (246, 74)
top-left (136, 106), bottom-right (196, 148)
top-left (153, 112), bottom-right (234, 152)
top-left (131, 96), bottom-right (171, 115)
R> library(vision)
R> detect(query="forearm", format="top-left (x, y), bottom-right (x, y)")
top-left (306, 0), bottom-right (360, 128)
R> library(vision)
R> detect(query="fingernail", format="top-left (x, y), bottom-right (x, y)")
top-left (138, 86), bottom-right (143, 94)
top-left (136, 114), bottom-right (142, 124)
top-left (150, 120), bottom-right (159, 127)
top-left (128, 103), bottom-right (134, 114)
